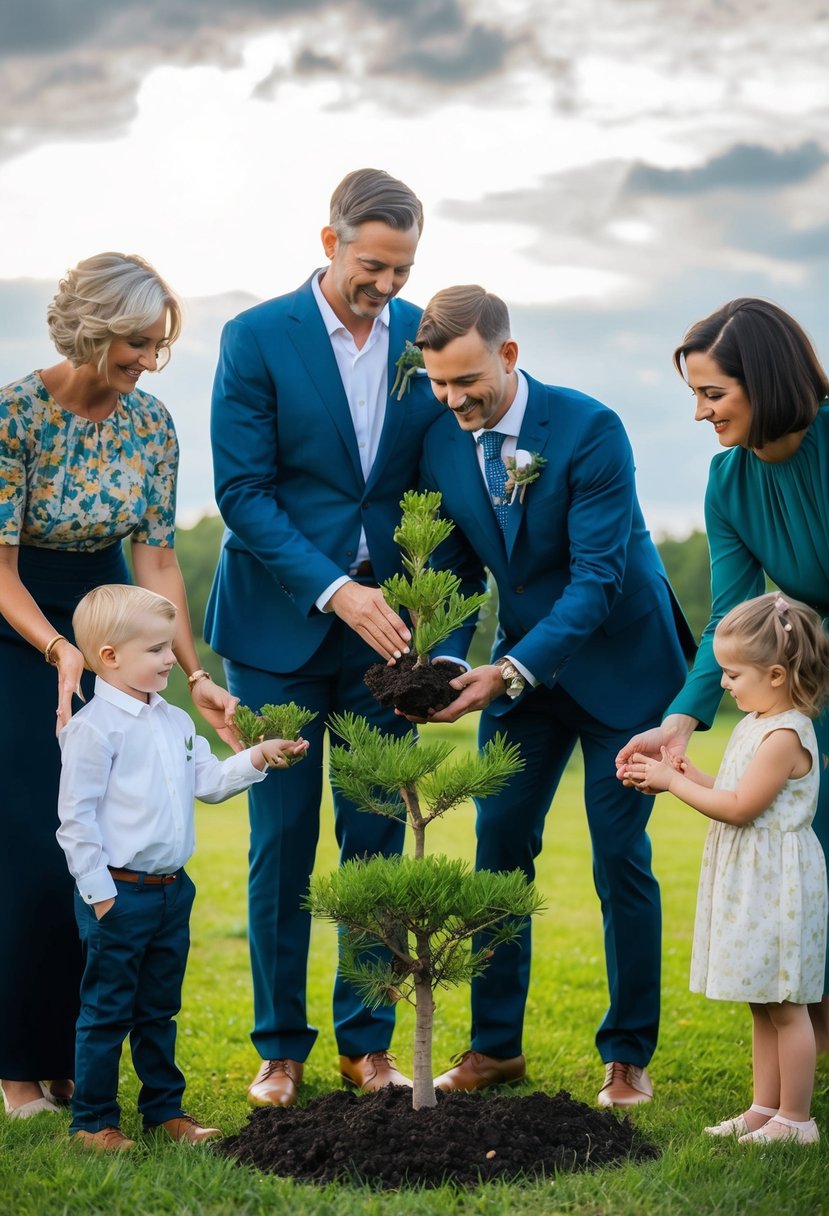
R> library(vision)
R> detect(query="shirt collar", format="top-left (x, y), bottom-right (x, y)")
top-left (92, 676), bottom-right (168, 717)
top-left (311, 269), bottom-right (390, 339)
top-left (473, 369), bottom-right (528, 442)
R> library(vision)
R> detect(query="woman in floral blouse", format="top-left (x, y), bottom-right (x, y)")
top-left (0, 252), bottom-right (238, 1118)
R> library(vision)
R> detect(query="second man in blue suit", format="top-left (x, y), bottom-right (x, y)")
top-left (206, 170), bottom-right (442, 1106)
top-left (413, 285), bottom-right (695, 1106)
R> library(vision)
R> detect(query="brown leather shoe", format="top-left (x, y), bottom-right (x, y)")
top-left (156, 1114), bottom-right (222, 1144)
top-left (71, 1126), bottom-right (136, 1152)
top-left (434, 1050), bottom-right (526, 1092)
top-left (339, 1050), bottom-right (412, 1092)
top-left (597, 1062), bottom-right (653, 1107)
top-left (247, 1058), bottom-right (303, 1107)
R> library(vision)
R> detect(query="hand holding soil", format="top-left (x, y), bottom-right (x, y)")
top-left (364, 490), bottom-right (489, 718)
top-left (413, 664), bottom-right (507, 723)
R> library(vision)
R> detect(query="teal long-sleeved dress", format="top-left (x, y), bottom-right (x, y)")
top-left (666, 402), bottom-right (829, 853)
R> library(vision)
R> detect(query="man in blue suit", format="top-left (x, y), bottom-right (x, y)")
top-left (206, 170), bottom-right (442, 1106)
top-left (412, 285), bottom-right (695, 1106)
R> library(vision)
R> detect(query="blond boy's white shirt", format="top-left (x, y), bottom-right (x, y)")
top-left (56, 677), bottom-right (267, 906)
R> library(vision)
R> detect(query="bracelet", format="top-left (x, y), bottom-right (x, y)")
top-left (186, 669), bottom-right (211, 690)
top-left (44, 634), bottom-right (67, 665)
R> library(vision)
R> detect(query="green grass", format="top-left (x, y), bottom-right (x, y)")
top-left (2, 714), bottom-right (827, 1214)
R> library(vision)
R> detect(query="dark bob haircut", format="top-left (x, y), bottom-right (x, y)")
top-left (673, 298), bottom-right (828, 449)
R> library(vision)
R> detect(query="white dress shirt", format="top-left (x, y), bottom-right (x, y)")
top-left (446, 371), bottom-right (536, 687)
top-left (471, 369), bottom-right (528, 475)
top-left (56, 677), bottom-right (267, 904)
top-left (311, 271), bottom-right (391, 610)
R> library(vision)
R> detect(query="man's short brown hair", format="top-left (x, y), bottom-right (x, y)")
top-left (416, 285), bottom-right (511, 352)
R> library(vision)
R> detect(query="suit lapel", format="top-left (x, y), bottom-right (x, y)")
top-left (504, 375), bottom-right (553, 559)
top-left (285, 275), bottom-right (364, 482)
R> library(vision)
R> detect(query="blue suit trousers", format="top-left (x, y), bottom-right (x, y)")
top-left (70, 871), bottom-right (195, 1132)
top-left (473, 684), bottom-right (661, 1066)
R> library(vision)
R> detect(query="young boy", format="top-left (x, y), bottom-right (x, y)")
top-left (56, 584), bottom-right (308, 1152)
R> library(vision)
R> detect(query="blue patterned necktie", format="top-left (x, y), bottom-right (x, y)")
top-left (478, 429), bottom-right (509, 533)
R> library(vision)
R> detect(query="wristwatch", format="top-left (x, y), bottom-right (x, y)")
top-left (495, 658), bottom-right (526, 700)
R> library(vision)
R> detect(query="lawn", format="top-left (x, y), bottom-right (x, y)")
top-left (1, 713), bottom-right (826, 1214)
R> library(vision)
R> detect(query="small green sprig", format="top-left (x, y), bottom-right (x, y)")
top-left (390, 340), bottom-right (425, 400)
top-left (503, 452), bottom-right (547, 503)
top-left (381, 490), bottom-right (489, 663)
top-left (233, 701), bottom-right (317, 763)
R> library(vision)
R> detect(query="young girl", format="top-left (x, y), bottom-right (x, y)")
top-left (627, 592), bottom-right (829, 1145)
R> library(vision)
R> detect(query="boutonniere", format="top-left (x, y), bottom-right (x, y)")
top-left (184, 735), bottom-right (193, 762)
top-left (391, 339), bottom-right (426, 400)
top-left (504, 450), bottom-right (547, 503)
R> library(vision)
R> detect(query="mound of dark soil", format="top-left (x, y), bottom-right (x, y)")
top-left (364, 654), bottom-right (464, 718)
top-left (215, 1085), bottom-right (658, 1189)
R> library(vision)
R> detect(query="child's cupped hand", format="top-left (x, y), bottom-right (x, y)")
top-left (259, 737), bottom-right (310, 769)
top-left (625, 746), bottom-right (678, 793)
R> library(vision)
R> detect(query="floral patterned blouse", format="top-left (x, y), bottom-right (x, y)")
top-left (0, 371), bottom-right (178, 551)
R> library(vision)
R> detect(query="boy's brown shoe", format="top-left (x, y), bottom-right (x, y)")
top-left (71, 1126), bottom-right (136, 1152)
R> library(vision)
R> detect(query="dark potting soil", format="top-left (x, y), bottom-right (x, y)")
top-left (214, 1085), bottom-right (659, 1189)
top-left (364, 653), bottom-right (465, 718)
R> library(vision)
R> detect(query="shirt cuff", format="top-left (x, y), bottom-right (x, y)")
top-left (504, 654), bottom-right (537, 687)
top-left (239, 748), bottom-right (271, 781)
top-left (76, 865), bottom-right (117, 905)
top-left (433, 655), bottom-right (471, 673)
top-left (317, 575), bottom-right (351, 613)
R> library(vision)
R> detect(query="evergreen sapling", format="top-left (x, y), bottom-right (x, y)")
top-left (307, 715), bottom-right (543, 1110)
top-left (364, 489), bottom-right (489, 717)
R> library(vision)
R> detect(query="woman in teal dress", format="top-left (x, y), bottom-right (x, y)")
top-left (615, 297), bottom-right (829, 1036)
top-left (0, 253), bottom-right (238, 1118)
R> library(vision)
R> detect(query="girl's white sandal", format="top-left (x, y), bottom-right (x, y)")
top-left (738, 1115), bottom-right (819, 1145)
top-left (704, 1103), bottom-right (777, 1136)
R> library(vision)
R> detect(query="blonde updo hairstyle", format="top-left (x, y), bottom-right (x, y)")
top-left (47, 252), bottom-right (181, 374)
top-left (715, 592), bottom-right (829, 718)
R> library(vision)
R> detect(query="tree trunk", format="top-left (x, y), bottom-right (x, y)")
top-left (402, 786), bottom-right (426, 859)
top-left (411, 955), bottom-right (436, 1109)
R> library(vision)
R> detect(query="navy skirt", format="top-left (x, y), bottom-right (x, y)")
top-left (0, 543), bottom-right (129, 1079)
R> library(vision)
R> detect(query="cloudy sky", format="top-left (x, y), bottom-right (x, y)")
top-left (1, 0), bottom-right (827, 534)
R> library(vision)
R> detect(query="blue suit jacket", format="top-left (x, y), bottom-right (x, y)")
top-left (205, 273), bottom-right (442, 672)
top-left (421, 373), bottom-right (695, 730)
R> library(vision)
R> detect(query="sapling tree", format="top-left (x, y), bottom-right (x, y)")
top-left (364, 489), bottom-right (489, 716)
top-left (233, 701), bottom-right (317, 763)
top-left (308, 712), bottom-right (543, 1109)
top-left (383, 489), bottom-right (488, 665)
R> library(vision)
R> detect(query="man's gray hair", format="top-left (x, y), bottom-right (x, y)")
top-left (329, 168), bottom-right (424, 243)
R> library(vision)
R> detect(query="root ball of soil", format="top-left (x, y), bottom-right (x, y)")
top-left (215, 1086), bottom-right (659, 1189)
top-left (364, 653), bottom-right (465, 718)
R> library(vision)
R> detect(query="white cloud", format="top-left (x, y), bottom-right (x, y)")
top-left (1, 0), bottom-right (828, 535)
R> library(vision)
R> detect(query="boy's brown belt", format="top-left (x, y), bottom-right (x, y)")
top-left (108, 867), bottom-right (178, 885)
